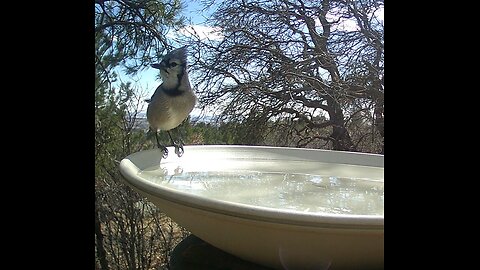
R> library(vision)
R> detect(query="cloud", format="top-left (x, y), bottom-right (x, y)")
top-left (322, 14), bottom-right (359, 32)
top-left (168, 24), bottom-right (224, 41)
top-left (374, 7), bottom-right (384, 22)
top-left (322, 6), bottom-right (384, 32)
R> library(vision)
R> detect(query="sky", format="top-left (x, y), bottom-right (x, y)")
top-left (114, 1), bottom-right (383, 118)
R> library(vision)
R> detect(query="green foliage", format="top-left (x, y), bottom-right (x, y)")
top-left (184, 120), bottom-right (265, 146)
top-left (95, 0), bottom-right (184, 74)
top-left (186, 122), bottom-right (234, 145)
top-left (95, 1), bottom-right (188, 269)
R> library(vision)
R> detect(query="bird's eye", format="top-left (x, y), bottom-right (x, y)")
top-left (170, 62), bottom-right (178, 67)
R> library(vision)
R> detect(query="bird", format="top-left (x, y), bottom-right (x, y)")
top-left (146, 46), bottom-right (197, 158)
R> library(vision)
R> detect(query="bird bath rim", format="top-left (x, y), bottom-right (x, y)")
top-left (119, 145), bottom-right (384, 230)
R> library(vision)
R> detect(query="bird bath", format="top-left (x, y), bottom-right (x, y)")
top-left (119, 145), bottom-right (384, 270)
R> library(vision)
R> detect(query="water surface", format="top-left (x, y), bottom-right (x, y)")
top-left (138, 161), bottom-right (384, 216)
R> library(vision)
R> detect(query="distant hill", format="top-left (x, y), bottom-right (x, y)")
top-left (132, 112), bottom-right (215, 131)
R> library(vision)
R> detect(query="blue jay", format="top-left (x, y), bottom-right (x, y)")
top-left (146, 46), bottom-right (197, 158)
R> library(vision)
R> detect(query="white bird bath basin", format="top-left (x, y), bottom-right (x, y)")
top-left (119, 145), bottom-right (384, 270)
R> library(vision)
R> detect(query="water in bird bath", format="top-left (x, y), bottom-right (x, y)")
top-left (138, 161), bottom-right (384, 216)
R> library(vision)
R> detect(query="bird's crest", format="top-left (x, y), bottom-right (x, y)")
top-left (164, 46), bottom-right (188, 64)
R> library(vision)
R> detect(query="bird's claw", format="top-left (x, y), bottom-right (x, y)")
top-left (159, 143), bottom-right (182, 158)
top-left (174, 144), bottom-right (184, 157)
top-left (160, 145), bottom-right (169, 159)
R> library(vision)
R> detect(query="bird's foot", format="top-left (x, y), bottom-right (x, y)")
top-left (173, 141), bottom-right (184, 157)
top-left (159, 145), bottom-right (168, 159)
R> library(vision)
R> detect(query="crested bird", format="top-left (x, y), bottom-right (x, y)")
top-left (146, 46), bottom-right (197, 158)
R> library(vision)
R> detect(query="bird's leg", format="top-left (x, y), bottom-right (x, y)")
top-left (155, 131), bottom-right (168, 159)
top-left (167, 130), bottom-right (184, 157)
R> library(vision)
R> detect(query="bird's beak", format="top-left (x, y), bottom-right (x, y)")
top-left (151, 63), bottom-right (162, 69)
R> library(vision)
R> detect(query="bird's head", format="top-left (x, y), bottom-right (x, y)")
top-left (151, 46), bottom-right (188, 83)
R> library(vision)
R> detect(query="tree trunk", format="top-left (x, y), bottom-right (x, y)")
top-left (95, 199), bottom-right (109, 270)
top-left (326, 96), bottom-right (354, 151)
top-left (374, 100), bottom-right (384, 154)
